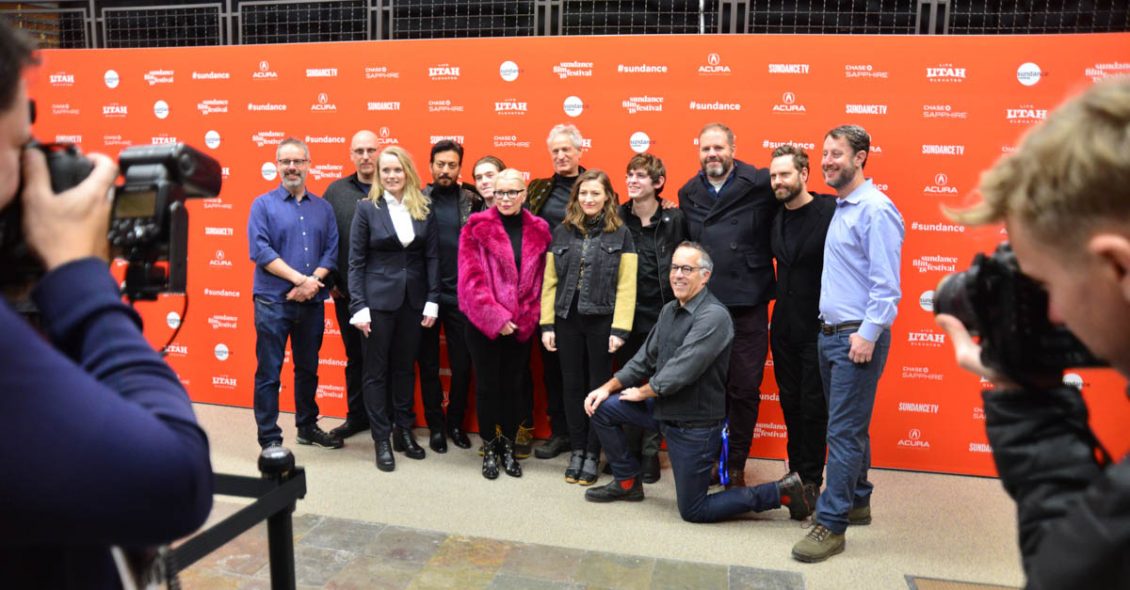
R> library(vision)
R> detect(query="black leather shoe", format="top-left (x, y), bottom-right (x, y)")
top-left (535, 434), bottom-right (571, 459)
top-left (375, 440), bottom-right (395, 472)
top-left (564, 449), bottom-right (585, 483)
top-left (641, 453), bottom-right (661, 484)
top-left (429, 430), bottom-right (448, 453)
top-left (448, 427), bottom-right (472, 449)
top-left (481, 438), bottom-right (500, 480)
top-left (393, 427), bottom-right (426, 460)
top-left (296, 425), bottom-right (344, 449)
top-left (779, 472), bottom-right (813, 521)
top-left (585, 478), bottom-right (644, 503)
top-left (499, 436), bottom-right (522, 478)
top-left (328, 419), bottom-right (369, 440)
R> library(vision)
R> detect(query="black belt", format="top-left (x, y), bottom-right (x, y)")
top-left (821, 320), bottom-right (862, 336)
top-left (662, 419), bottom-right (720, 429)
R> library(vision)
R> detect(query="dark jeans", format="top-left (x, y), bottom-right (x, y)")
top-left (419, 304), bottom-right (473, 432)
top-left (332, 294), bottom-right (367, 426)
top-left (615, 329), bottom-right (662, 458)
top-left (540, 345), bottom-right (566, 437)
top-left (815, 329), bottom-right (891, 534)
top-left (591, 396), bottom-right (780, 523)
top-left (362, 304), bottom-right (423, 441)
top-left (725, 303), bottom-right (769, 472)
top-left (556, 304), bottom-right (612, 454)
top-left (771, 334), bottom-right (827, 487)
top-left (467, 326), bottom-right (531, 441)
top-left (253, 297), bottom-right (325, 447)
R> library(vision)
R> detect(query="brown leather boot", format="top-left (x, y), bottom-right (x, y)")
top-left (725, 468), bottom-right (746, 489)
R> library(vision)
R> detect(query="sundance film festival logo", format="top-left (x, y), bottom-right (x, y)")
top-left (320, 357), bottom-right (347, 367)
top-left (144, 69), bottom-right (174, 85)
top-left (49, 72), bottom-right (75, 87)
top-left (197, 99), bottom-right (229, 116)
top-left (698, 53), bottom-right (731, 76)
top-left (248, 102), bottom-right (286, 112)
top-left (209, 249), bottom-right (233, 268)
top-left (924, 173), bottom-right (958, 195)
top-left (311, 93), bottom-right (337, 112)
top-left (629, 132), bottom-right (651, 154)
top-left (913, 254), bottom-right (958, 274)
top-left (499, 61), bottom-right (520, 82)
top-left (617, 63), bottom-right (667, 74)
top-left (316, 384), bottom-right (345, 400)
top-left (492, 135), bottom-right (530, 148)
top-left (305, 135), bottom-right (345, 145)
top-left (563, 96), bottom-right (585, 118)
top-left (1084, 61), bottom-right (1130, 83)
top-left (104, 70), bottom-right (120, 88)
top-left (622, 96), bottom-right (663, 115)
top-left (844, 64), bottom-right (888, 79)
top-left (1006, 105), bottom-right (1048, 125)
top-left (897, 428), bottom-right (931, 449)
top-left (192, 71), bottom-right (230, 80)
top-left (902, 366), bottom-right (943, 382)
top-left (772, 92), bottom-right (806, 113)
top-left (926, 64), bottom-right (966, 83)
top-left (1015, 62), bottom-right (1042, 86)
top-left (553, 61), bottom-right (593, 79)
top-left (214, 343), bottom-right (230, 361)
top-left (428, 99), bottom-right (463, 113)
top-left (754, 422), bottom-right (787, 440)
top-left (252, 60), bottom-right (279, 79)
top-left (212, 375), bottom-right (238, 389)
top-left (102, 103), bottom-right (128, 118)
top-left (762, 139), bottom-right (816, 150)
top-left (310, 164), bottom-right (344, 181)
top-left (151, 135), bottom-right (178, 145)
top-left (205, 130), bottom-right (221, 149)
top-left (919, 290), bottom-right (935, 313)
top-left (365, 66), bottom-right (399, 79)
top-left (845, 103), bottom-right (888, 116)
top-left (208, 314), bottom-right (238, 330)
top-left (911, 221), bottom-right (965, 233)
top-left (922, 104), bottom-right (968, 120)
top-left (261, 162), bottom-right (278, 181)
top-left (368, 101), bottom-right (400, 111)
top-left (153, 100), bottom-right (170, 120)
top-left (166, 311), bottom-right (181, 329)
top-left (908, 330), bottom-right (946, 347)
top-left (428, 64), bottom-right (460, 81)
top-left (495, 98), bottom-right (529, 116)
top-left (768, 63), bottom-right (810, 74)
top-left (690, 100), bottom-right (740, 112)
top-left (204, 287), bottom-right (240, 298)
top-left (252, 131), bottom-right (285, 147)
top-left (922, 144), bottom-right (965, 156)
top-left (51, 103), bottom-right (79, 116)
top-left (306, 67), bottom-right (338, 78)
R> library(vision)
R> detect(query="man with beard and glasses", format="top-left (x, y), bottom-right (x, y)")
top-left (767, 144), bottom-right (835, 517)
top-left (324, 130), bottom-right (379, 441)
top-left (677, 122), bottom-right (777, 488)
top-left (791, 125), bottom-right (903, 563)
top-left (248, 137), bottom-right (342, 450)
top-left (419, 139), bottom-right (482, 452)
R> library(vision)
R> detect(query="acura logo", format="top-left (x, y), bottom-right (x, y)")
top-left (259, 60), bottom-right (270, 72)
top-left (318, 93), bottom-right (329, 104)
top-left (707, 53), bottom-right (721, 66)
top-left (935, 173), bottom-right (948, 185)
top-left (782, 92), bottom-right (796, 104)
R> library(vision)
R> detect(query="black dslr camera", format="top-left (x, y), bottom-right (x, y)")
top-left (933, 242), bottom-right (1105, 382)
top-left (0, 141), bottom-right (222, 301)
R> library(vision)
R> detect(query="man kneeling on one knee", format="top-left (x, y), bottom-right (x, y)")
top-left (582, 242), bottom-right (812, 522)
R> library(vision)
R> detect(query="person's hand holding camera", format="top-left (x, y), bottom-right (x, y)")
top-left (935, 314), bottom-right (1022, 390)
top-left (20, 148), bottom-right (117, 271)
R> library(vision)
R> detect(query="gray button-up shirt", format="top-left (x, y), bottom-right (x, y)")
top-left (614, 287), bottom-right (733, 421)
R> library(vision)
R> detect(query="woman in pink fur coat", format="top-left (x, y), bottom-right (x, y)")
top-left (458, 169), bottom-right (552, 480)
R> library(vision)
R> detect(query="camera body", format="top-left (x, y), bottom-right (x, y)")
top-left (933, 242), bottom-right (1105, 381)
top-left (0, 141), bottom-right (222, 301)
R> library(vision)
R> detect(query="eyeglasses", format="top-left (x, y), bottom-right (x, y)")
top-left (670, 265), bottom-right (703, 275)
top-left (495, 189), bottom-right (526, 200)
top-left (278, 159), bottom-right (309, 167)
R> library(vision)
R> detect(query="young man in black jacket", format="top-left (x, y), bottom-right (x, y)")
top-left (936, 79), bottom-right (1130, 588)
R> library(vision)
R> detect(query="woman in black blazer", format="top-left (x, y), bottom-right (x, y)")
top-left (348, 146), bottom-right (439, 472)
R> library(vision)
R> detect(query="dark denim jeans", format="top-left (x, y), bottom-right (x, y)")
top-left (591, 395), bottom-right (780, 523)
top-left (815, 329), bottom-right (891, 534)
top-left (253, 297), bottom-right (325, 447)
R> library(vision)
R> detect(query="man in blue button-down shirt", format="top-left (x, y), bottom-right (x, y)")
top-left (247, 137), bottom-right (341, 450)
top-left (792, 125), bottom-right (904, 563)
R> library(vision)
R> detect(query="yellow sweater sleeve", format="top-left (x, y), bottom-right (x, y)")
top-left (540, 252), bottom-right (557, 329)
top-left (611, 252), bottom-right (637, 335)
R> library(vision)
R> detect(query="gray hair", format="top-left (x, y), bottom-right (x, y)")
top-left (676, 241), bottom-right (713, 273)
top-left (276, 137), bottom-right (310, 161)
top-left (546, 123), bottom-right (584, 149)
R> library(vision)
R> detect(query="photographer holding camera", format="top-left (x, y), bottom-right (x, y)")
top-left (935, 79), bottom-right (1130, 588)
top-left (0, 22), bottom-right (213, 587)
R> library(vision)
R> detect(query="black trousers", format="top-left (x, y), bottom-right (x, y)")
top-left (556, 303), bottom-right (612, 454)
top-left (467, 326), bottom-right (531, 441)
top-left (725, 303), bottom-right (769, 472)
top-left (361, 304), bottom-right (423, 441)
top-left (540, 345), bottom-right (566, 438)
top-left (332, 294), bottom-right (367, 426)
top-left (418, 304), bottom-right (473, 432)
top-left (614, 328), bottom-right (662, 457)
top-left (771, 334), bottom-right (828, 486)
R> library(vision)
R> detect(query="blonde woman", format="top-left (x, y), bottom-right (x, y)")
top-left (348, 146), bottom-right (439, 472)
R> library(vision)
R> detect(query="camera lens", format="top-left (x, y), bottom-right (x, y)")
top-left (934, 271), bottom-right (981, 335)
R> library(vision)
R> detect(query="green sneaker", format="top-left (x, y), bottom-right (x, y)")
top-left (848, 504), bottom-right (872, 525)
top-left (792, 524), bottom-right (845, 563)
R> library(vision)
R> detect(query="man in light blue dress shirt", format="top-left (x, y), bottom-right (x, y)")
top-left (792, 125), bottom-right (904, 563)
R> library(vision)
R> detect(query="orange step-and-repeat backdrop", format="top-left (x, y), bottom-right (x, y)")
top-left (28, 34), bottom-right (1130, 476)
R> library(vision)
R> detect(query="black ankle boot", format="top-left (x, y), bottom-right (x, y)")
top-left (393, 426), bottom-right (426, 460)
top-left (499, 436), bottom-right (522, 478)
top-left (481, 438), bottom-right (500, 480)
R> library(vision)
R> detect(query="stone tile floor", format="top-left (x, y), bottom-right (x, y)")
top-left (178, 505), bottom-right (805, 589)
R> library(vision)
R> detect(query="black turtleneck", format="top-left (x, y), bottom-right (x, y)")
top-left (499, 209), bottom-right (524, 275)
top-left (430, 183), bottom-right (461, 304)
top-left (540, 172), bottom-right (577, 230)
